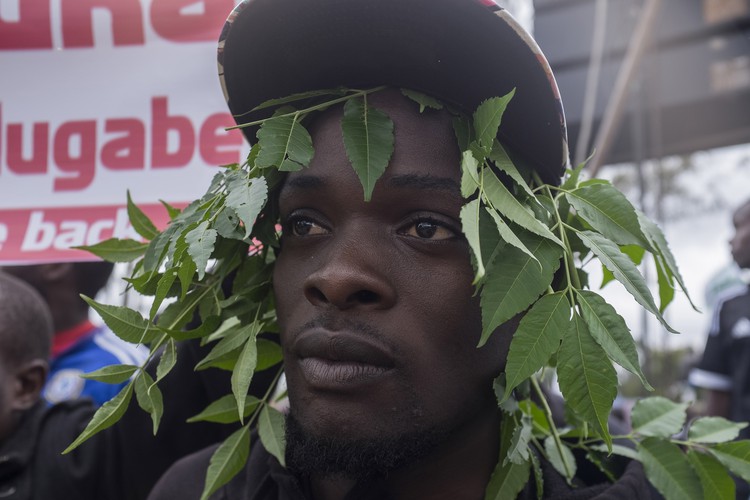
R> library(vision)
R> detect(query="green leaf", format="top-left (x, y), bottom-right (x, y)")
top-left (214, 206), bottom-right (244, 239)
top-left (127, 190), bottom-right (159, 240)
top-left (185, 221), bottom-right (217, 281)
top-left (73, 238), bottom-right (148, 263)
top-left (258, 405), bottom-right (286, 467)
top-left (485, 411), bottom-right (531, 500)
top-left (81, 296), bottom-right (158, 344)
top-left (162, 316), bottom-right (220, 344)
top-left (557, 313), bottom-right (617, 448)
top-left (135, 371), bottom-right (164, 434)
top-left (544, 437), bottom-right (576, 482)
top-left (196, 322), bottom-right (258, 371)
top-left (155, 338), bottom-right (177, 383)
top-left (638, 437), bottom-right (702, 500)
top-left (143, 219), bottom-right (181, 272)
top-left (226, 175), bottom-right (268, 239)
top-left (187, 395), bottom-right (261, 424)
top-left (708, 440), bottom-right (750, 482)
top-left (256, 338), bottom-right (283, 371)
top-left (486, 209), bottom-right (538, 267)
top-left (461, 199), bottom-right (485, 283)
top-left (489, 140), bottom-right (535, 198)
top-left (506, 415), bottom-right (532, 465)
top-left (576, 290), bottom-right (652, 390)
top-left (654, 255), bottom-right (676, 314)
top-left (529, 449), bottom-right (544, 498)
top-left (200, 425), bottom-right (251, 500)
top-left (576, 230), bottom-right (677, 333)
top-left (255, 114), bottom-right (314, 171)
top-left (590, 443), bottom-right (640, 462)
top-left (461, 150), bottom-right (480, 198)
top-left (478, 208), bottom-right (506, 275)
top-left (689, 416), bottom-right (747, 444)
top-left (631, 396), bottom-right (688, 438)
top-left (480, 234), bottom-right (562, 345)
top-left (400, 88), bottom-right (443, 112)
top-left (341, 95), bottom-right (395, 201)
top-left (251, 87), bottom-right (347, 111)
top-left (473, 91), bottom-right (515, 155)
top-left (159, 199), bottom-right (182, 219)
top-left (560, 162), bottom-right (585, 191)
top-left (232, 326), bottom-right (260, 423)
top-left (177, 261), bottom-right (197, 302)
top-left (81, 364), bottom-right (138, 384)
top-left (565, 184), bottom-right (648, 247)
top-left (150, 269), bottom-right (177, 320)
top-left (518, 399), bottom-right (551, 437)
top-left (485, 455), bottom-right (530, 500)
top-left (503, 292), bottom-right (569, 399)
top-left (686, 450), bottom-right (736, 500)
top-left (482, 171), bottom-right (562, 247)
top-left (637, 211), bottom-right (697, 311)
top-left (452, 116), bottom-right (473, 152)
top-left (63, 383), bottom-right (134, 453)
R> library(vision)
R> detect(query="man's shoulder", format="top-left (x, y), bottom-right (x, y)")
top-left (716, 283), bottom-right (750, 311)
top-left (147, 444), bottom-right (220, 500)
top-left (148, 438), bottom-right (304, 500)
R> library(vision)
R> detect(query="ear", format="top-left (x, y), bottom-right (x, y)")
top-left (12, 360), bottom-right (48, 411)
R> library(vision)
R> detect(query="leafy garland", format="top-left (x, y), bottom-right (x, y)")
top-left (67, 87), bottom-right (750, 500)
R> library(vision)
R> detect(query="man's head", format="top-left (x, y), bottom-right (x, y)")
top-left (2, 261), bottom-right (114, 332)
top-left (273, 89), bottom-right (516, 479)
top-left (218, 0), bottom-right (566, 486)
top-left (731, 199), bottom-right (750, 270)
top-left (0, 273), bottom-right (53, 443)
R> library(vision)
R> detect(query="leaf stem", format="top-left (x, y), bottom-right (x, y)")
top-left (227, 86), bottom-right (388, 131)
top-left (530, 375), bottom-right (574, 479)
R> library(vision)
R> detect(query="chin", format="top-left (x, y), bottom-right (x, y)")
top-left (284, 411), bottom-right (445, 480)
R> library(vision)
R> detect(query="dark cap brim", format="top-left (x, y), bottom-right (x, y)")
top-left (218, 0), bottom-right (568, 184)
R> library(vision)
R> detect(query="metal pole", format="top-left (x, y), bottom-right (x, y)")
top-left (588, 0), bottom-right (662, 177)
top-left (575, 0), bottom-right (609, 167)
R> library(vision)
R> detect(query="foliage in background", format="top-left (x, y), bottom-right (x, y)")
top-left (69, 87), bottom-right (750, 499)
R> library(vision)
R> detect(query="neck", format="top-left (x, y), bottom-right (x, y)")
top-left (310, 405), bottom-right (502, 500)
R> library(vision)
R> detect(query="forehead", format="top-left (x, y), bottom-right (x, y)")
top-left (284, 90), bottom-right (462, 195)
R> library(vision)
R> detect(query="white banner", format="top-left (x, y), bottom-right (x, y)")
top-left (0, 0), bottom-right (247, 263)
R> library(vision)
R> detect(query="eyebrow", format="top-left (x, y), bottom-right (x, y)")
top-left (388, 174), bottom-right (461, 197)
top-left (283, 173), bottom-right (461, 197)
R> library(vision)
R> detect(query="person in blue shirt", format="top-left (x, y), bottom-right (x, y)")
top-left (3, 261), bottom-right (147, 406)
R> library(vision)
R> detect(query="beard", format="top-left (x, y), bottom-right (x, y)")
top-left (284, 410), bottom-right (449, 482)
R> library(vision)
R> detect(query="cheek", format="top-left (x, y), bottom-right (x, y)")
top-left (272, 254), bottom-right (303, 333)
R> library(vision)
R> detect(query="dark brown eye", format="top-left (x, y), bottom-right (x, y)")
top-left (402, 219), bottom-right (456, 240)
top-left (289, 218), bottom-right (327, 236)
top-left (416, 222), bottom-right (438, 238)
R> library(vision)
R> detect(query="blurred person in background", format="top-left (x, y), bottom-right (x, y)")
top-left (689, 198), bottom-right (750, 498)
top-left (3, 262), bottom-right (147, 406)
top-left (0, 271), bottom-right (258, 499)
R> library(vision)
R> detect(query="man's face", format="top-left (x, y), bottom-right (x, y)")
top-left (273, 91), bottom-right (511, 463)
top-left (731, 203), bottom-right (750, 270)
top-left (0, 354), bottom-right (20, 444)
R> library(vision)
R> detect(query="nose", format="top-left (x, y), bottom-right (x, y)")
top-left (303, 240), bottom-right (397, 311)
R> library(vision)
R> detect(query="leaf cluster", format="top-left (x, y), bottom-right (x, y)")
top-left (68, 87), bottom-right (739, 500)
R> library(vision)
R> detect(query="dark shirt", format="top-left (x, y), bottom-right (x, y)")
top-left (689, 283), bottom-right (750, 498)
top-left (148, 436), bottom-right (660, 500)
top-left (690, 283), bottom-right (750, 432)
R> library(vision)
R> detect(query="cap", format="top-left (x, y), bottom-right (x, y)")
top-left (217, 0), bottom-right (568, 184)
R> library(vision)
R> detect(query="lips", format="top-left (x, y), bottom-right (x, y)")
top-left (292, 329), bottom-right (395, 388)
